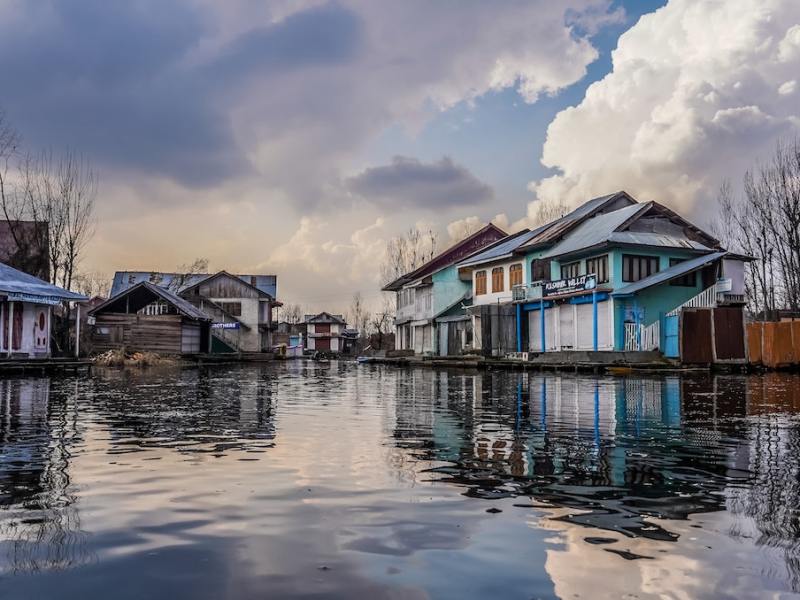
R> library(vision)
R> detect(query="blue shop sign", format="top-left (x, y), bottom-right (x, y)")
top-left (211, 322), bottom-right (240, 330)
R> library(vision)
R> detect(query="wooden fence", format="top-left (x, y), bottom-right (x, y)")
top-left (747, 321), bottom-right (800, 368)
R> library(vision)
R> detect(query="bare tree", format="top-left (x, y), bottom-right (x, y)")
top-left (71, 271), bottom-right (111, 298)
top-left (711, 137), bottom-right (800, 315)
top-left (282, 303), bottom-right (304, 324)
top-left (530, 199), bottom-right (568, 228)
top-left (167, 258), bottom-right (209, 291)
top-left (349, 291), bottom-right (369, 337)
top-left (380, 227), bottom-right (438, 285)
top-left (369, 295), bottom-right (395, 349)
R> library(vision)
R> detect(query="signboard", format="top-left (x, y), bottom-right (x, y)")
top-left (211, 322), bottom-right (240, 330)
top-left (5, 293), bottom-right (64, 306)
top-left (543, 274), bottom-right (597, 298)
top-left (624, 305), bottom-right (645, 322)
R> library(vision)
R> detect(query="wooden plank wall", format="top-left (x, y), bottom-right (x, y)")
top-left (746, 321), bottom-right (800, 368)
top-left (92, 313), bottom-right (184, 354)
top-left (198, 275), bottom-right (259, 299)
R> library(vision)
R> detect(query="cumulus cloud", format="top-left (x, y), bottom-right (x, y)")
top-left (346, 156), bottom-right (492, 209)
top-left (529, 0), bottom-right (800, 220)
top-left (0, 0), bottom-right (617, 204)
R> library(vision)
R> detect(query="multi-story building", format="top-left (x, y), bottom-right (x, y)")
top-left (383, 223), bottom-right (506, 355)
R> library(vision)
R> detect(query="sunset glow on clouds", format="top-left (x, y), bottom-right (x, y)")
top-left (1, 0), bottom-right (798, 310)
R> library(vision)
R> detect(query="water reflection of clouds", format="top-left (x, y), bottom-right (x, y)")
top-left (391, 370), bottom-right (800, 593)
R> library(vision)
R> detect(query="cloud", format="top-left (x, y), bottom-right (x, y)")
top-left (529, 0), bottom-right (800, 221)
top-left (0, 0), bottom-right (617, 203)
top-left (345, 156), bottom-right (493, 209)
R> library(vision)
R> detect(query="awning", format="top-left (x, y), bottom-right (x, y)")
top-left (612, 251), bottom-right (726, 297)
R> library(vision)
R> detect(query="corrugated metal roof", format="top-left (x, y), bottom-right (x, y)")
top-left (608, 231), bottom-right (710, 251)
top-left (90, 281), bottom-right (212, 320)
top-left (541, 203), bottom-right (646, 258)
top-left (457, 229), bottom-right (537, 267)
top-left (111, 271), bottom-right (277, 298)
top-left (0, 261), bottom-right (87, 302)
top-left (520, 191), bottom-right (637, 249)
top-left (304, 312), bottom-right (346, 324)
top-left (612, 251), bottom-right (726, 297)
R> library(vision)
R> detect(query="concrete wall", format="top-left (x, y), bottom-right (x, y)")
top-left (0, 301), bottom-right (51, 357)
top-left (471, 257), bottom-right (527, 307)
top-left (432, 266), bottom-right (470, 315)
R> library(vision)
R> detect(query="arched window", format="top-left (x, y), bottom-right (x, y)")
top-left (509, 263), bottom-right (523, 287)
top-left (492, 267), bottom-right (504, 293)
top-left (475, 270), bottom-right (487, 295)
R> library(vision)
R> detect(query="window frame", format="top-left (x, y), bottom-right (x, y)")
top-left (560, 261), bottom-right (581, 280)
top-left (585, 254), bottom-right (609, 284)
top-left (509, 263), bottom-right (523, 287)
top-left (475, 270), bottom-right (487, 295)
top-left (622, 254), bottom-right (660, 283)
top-left (668, 258), bottom-right (697, 287)
top-left (491, 267), bottom-right (505, 293)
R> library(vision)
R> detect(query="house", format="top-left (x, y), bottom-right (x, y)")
top-left (456, 193), bottom-right (637, 356)
top-left (89, 282), bottom-right (212, 355)
top-left (506, 192), bottom-right (750, 359)
top-left (383, 223), bottom-right (507, 355)
top-left (110, 270), bottom-right (280, 353)
top-left (304, 312), bottom-right (347, 353)
top-left (0, 261), bottom-right (87, 358)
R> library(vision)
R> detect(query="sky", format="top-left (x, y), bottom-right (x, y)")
top-left (1, 0), bottom-right (799, 314)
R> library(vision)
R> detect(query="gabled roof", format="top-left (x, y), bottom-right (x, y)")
top-left (518, 191), bottom-right (639, 251)
top-left (612, 251), bottom-right (727, 297)
top-left (457, 228), bottom-right (535, 268)
top-left (180, 270), bottom-right (274, 299)
top-left (111, 271), bottom-right (277, 298)
top-left (541, 201), bottom-right (715, 260)
top-left (0, 261), bottom-right (87, 302)
top-left (304, 311), bottom-right (346, 324)
top-left (89, 281), bottom-right (211, 321)
top-left (382, 223), bottom-right (506, 291)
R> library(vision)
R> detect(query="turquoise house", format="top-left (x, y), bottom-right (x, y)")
top-left (512, 194), bottom-right (749, 356)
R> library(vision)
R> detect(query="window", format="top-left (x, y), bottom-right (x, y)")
top-left (509, 263), bottom-right (523, 287)
top-left (491, 267), bottom-right (504, 293)
top-left (622, 255), bottom-right (660, 282)
top-left (561, 261), bottom-right (580, 280)
top-left (475, 270), bottom-right (487, 295)
top-left (669, 258), bottom-right (696, 287)
top-left (219, 301), bottom-right (242, 316)
top-left (531, 259), bottom-right (551, 282)
top-left (586, 255), bottom-right (609, 284)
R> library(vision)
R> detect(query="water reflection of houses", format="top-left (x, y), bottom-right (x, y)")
top-left (0, 378), bottom-right (90, 574)
top-left (91, 367), bottom-right (279, 453)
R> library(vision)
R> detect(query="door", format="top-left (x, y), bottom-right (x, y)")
top-left (558, 304), bottom-right (574, 350)
top-left (12, 304), bottom-right (23, 351)
top-left (33, 307), bottom-right (48, 351)
top-left (681, 309), bottom-right (713, 363)
top-left (664, 314), bottom-right (679, 358)
top-left (316, 337), bottom-right (330, 351)
top-left (438, 323), bottom-right (448, 356)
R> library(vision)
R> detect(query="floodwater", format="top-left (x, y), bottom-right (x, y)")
top-left (1, 364), bottom-right (800, 599)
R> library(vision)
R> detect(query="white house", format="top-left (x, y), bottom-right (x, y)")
top-left (0, 261), bottom-right (87, 358)
top-left (304, 312), bottom-right (347, 352)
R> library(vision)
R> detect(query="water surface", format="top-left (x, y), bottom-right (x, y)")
top-left (1, 362), bottom-right (800, 599)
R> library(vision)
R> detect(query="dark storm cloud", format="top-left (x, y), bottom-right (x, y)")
top-left (0, 1), bottom-right (362, 187)
top-left (346, 156), bottom-right (494, 209)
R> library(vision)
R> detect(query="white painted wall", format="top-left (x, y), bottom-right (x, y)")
top-left (528, 300), bottom-right (614, 352)
top-left (471, 258), bottom-right (526, 307)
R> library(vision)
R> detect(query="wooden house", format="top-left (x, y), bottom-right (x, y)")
top-left (0, 261), bottom-right (87, 358)
top-left (88, 282), bottom-right (212, 355)
top-left (179, 271), bottom-right (277, 352)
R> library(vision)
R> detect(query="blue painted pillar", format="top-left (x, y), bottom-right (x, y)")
top-left (592, 290), bottom-right (598, 351)
top-left (516, 303), bottom-right (522, 352)
top-left (634, 298), bottom-right (641, 350)
top-left (540, 299), bottom-right (546, 352)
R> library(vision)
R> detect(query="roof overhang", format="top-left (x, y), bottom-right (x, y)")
top-left (612, 251), bottom-right (726, 298)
